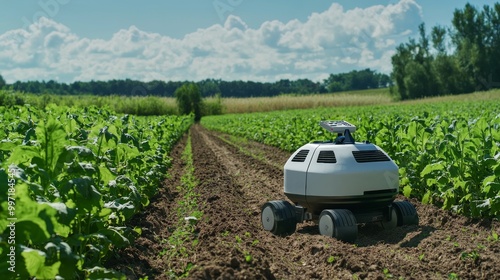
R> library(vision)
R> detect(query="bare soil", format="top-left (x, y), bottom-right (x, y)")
top-left (108, 125), bottom-right (500, 279)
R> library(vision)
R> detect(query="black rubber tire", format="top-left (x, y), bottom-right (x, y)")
top-left (261, 200), bottom-right (297, 236)
top-left (392, 201), bottom-right (419, 226)
top-left (319, 209), bottom-right (358, 243)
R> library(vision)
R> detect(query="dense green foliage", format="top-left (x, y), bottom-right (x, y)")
top-left (324, 69), bottom-right (392, 92)
top-left (392, 3), bottom-right (500, 100)
top-left (202, 99), bottom-right (500, 219)
top-left (0, 75), bottom-right (5, 90)
top-left (3, 68), bottom-right (389, 98)
top-left (0, 90), bottom-right (224, 117)
top-left (175, 84), bottom-right (203, 122)
top-left (0, 90), bottom-right (179, 116)
top-left (0, 105), bottom-right (192, 279)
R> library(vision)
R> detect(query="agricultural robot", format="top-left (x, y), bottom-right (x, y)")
top-left (261, 121), bottom-right (419, 242)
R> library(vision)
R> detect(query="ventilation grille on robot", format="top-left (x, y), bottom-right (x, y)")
top-left (317, 151), bottom-right (337, 163)
top-left (352, 150), bottom-right (390, 163)
top-left (292, 150), bottom-right (310, 162)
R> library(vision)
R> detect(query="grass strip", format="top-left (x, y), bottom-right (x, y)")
top-left (161, 131), bottom-right (202, 278)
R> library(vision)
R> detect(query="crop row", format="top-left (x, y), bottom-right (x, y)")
top-left (0, 104), bottom-right (192, 279)
top-left (201, 100), bottom-right (500, 219)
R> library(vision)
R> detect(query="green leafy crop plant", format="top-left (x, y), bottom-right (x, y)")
top-left (0, 104), bottom-right (192, 279)
top-left (202, 100), bottom-right (500, 219)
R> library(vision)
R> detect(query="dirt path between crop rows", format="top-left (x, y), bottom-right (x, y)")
top-left (109, 124), bottom-right (500, 279)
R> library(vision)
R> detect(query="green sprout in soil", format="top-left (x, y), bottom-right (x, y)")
top-left (245, 253), bottom-right (253, 264)
top-left (487, 230), bottom-right (499, 242)
top-left (460, 250), bottom-right (479, 262)
top-left (235, 235), bottom-right (243, 244)
top-left (382, 268), bottom-right (393, 278)
top-left (418, 253), bottom-right (425, 261)
top-left (327, 256), bottom-right (336, 264)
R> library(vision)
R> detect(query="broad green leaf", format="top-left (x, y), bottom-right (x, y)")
top-left (35, 117), bottom-right (68, 175)
top-left (21, 247), bottom-right (46, 277)
top-left (67, 177), bottom-right (102, 210)
top-left (98, 227), bottom-right (130, 248)
top-left (494, 164), bottom-right (500, 177)
top-left (104, 199), bottom-right (136, 220)
top-left (421, 162), bottom-right (445, 178)
top-left (422, 191), bottom-right (432, 204)
top-left (46, 240), bottom-right (80, 279)
top-left (403, 185), bottom-right (412, 197)
top-left (0, 140), bottom-right (17, 151)
top-left (85, 266), bottom-right (126, 280)
top-left (98, 165), bottom-right (116, 186)
top-left (8, 146), bottom-right (40, 165)
top-left (21, 247), bottom-right (61, 279)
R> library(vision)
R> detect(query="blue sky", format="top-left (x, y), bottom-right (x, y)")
top-left (0, 0), bottom-right (497, 83)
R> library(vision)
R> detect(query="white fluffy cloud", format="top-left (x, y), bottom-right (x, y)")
top-left (0, 0), bottom-right (422, 83)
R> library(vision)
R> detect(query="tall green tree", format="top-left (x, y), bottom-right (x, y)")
top-left (451, 3), bottom-right (500, 90)
top-left (431, 26), bottom-right (473, 94)
top-left (452, 4), bottom-right (488, 89)
top-left (175, 83), bottom-right (202, 122)
top-left (392, 24), bottom-right (440, 99)
top-left (0, 74), bottom-right (6, 90)
top-left (391, 3), bottom-right (500, 100)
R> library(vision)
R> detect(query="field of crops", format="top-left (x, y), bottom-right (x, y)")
top-left (202, 100), bottom-right (500, 219)
top-left (1, 94), bottom-right (499, 278)
top-left (0, 105), bottom-right (192, 279)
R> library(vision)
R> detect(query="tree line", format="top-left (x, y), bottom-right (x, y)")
top-left (391, 3), bottom-right (500, 100)
top-left (0, 69), bottom-right (389, 98)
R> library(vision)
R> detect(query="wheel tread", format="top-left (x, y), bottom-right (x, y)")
top-left (393, 201), bottom-right (419, 226)
top-left (261, 200), bottom-right (297, 236)
top-left (319, 209), bottom-right (358, 243)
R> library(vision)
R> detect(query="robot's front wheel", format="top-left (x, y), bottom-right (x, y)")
top-left (261, 200), bottom-right (297, 236)
top-left (319, 209), bottom-right (358, 243)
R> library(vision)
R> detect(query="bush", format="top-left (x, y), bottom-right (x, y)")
top-left (175, 83), bottom-right (202, 122)
top-left (0, 91), bottom-right (25, 106)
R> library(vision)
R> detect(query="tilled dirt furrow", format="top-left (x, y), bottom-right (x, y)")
top-left (196, 126), bottom-right (286, 213)
top-left (188, 125), bottom-right (277, 279)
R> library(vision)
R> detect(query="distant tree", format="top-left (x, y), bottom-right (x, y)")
top-left (431, 26), bottom-right (474, 94)
top-left (392, 24), bottom-right (441, 99)
top-left (431, 25), bottom-right (447, 54)
top-left (324, 68), bottom-right (387, 92)
top-left (175, 83), bottom-right (202, 122)
top-left (404, 61), bottom-right (431, 99)
top-left (0, 74), bottom-right (5, 90)
top-left (377, 73), bottom-right (392, 88)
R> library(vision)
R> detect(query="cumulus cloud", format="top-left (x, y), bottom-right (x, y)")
top-left (0, 0), bottom-right (422, 83)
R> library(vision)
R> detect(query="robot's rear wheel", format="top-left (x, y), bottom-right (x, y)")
top-left (261, 200), bottom-right (297, 236)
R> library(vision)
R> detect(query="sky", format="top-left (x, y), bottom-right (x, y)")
top-left (0, 0), bottom-right (497, 84)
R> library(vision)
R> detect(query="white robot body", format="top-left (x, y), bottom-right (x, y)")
top-left (284, 142), bottom-right (399, 215)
